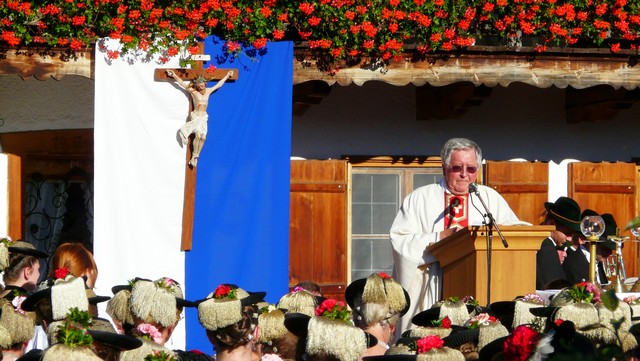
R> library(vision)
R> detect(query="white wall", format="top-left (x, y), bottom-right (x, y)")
top-left (2, 74), bottom-right (638, 162)
top-left (291, 82), bottom-right (640, 162)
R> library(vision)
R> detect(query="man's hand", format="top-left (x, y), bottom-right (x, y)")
top-left (226, 70), bottom-right (233, 78)
top-left (439, 227), bottom-right (458, 240)
top-left (166, 70), bottom-right (174, 77)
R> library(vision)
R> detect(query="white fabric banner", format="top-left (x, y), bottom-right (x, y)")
top-left (93, 41), bottom-right (188, 349)
top-left (548, 159), bottom-right (578, 202)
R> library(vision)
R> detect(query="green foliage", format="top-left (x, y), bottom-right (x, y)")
top-left (144, 350), bottom-right (176, 361)
top-left (600, 289), bottom-right (619, 312)
top-left (55, 322), bottom-right (94, 348)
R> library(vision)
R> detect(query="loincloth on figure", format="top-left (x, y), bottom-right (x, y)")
top-left (180, 112), bottom-right (208, 137)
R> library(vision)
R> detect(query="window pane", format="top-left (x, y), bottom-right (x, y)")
top-left (352, 204), bottom-right (372, 234)
top-left (352, 174), bottom-right (372, 203)
top-left (372, 174), bottom-right (398, 203)
top-left (372, 203), bottom-right (399, 234)
top-left (371, 240), bottom-right (394, 271)
top-left (351, 238), bottom-right (371, 271)
top-left (414, 173), bottom-right (442, 189)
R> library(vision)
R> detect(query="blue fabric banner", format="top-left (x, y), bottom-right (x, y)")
top-left (185, 36), bottom-right (292, 352)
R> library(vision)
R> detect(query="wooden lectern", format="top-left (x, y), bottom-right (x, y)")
top-left (428, 225), bottom-right (554, 305)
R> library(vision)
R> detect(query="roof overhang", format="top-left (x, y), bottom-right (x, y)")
top-left (2, 46), bottom-right (640, 90)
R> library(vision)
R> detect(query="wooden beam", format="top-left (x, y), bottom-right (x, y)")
top-left (293, 51), bottom-right (640, 89)
top-left (0, 49), bottom-right (93, 79)
top-left (7, 154), bottom-right (22, 240)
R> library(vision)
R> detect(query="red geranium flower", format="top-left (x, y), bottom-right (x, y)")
top-left (213, 284), bottom-right (237, 299)
top-left (416, 335), bottom-right (444, 353)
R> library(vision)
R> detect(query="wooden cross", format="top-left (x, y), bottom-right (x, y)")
top-left (154, 42), bottom-right (238, 251)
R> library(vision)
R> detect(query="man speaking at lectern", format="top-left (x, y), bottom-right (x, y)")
top-left (389, 137), bottom-right (525, 334)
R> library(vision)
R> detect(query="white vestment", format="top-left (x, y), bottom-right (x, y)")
top-left (389, 179), bottom-right (527, 334)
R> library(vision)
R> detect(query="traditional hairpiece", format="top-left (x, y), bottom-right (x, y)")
top-left (0, 237), bottom-right (11, 271)
top-left (107, 288), bottom-right (134, 326)
top-left (362, 273), bottom-right (407, 314)
top-left (306, 316), bottom-right (367, 361)
top-left (42, 344), bottom-right (102, 361)
top-left (120, 337), bottom-right (176, 361)
top-left (258, 308), bottom-right (288, 343)
top-left (277, 289), bottom-right (319, 317)
top-left (0, 316), bottom-right (13, 349)
top-left (477, 322), bottom-right (509, 350)
top-left (0, 295), bottom-right (36, 345)
top-left (512, 298), bottom-right (543, 328)
top-left (130, 278), bottom-right (180, 328)
top-left (439, 299), bottom-right (470, 326)
top-left (197, 285), bottom-right (265, 331)
top-left (50, 275), bottom-right (90, 321)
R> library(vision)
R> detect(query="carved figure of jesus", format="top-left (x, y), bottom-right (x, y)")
top-left (166, 69), bottom-right (233, 167)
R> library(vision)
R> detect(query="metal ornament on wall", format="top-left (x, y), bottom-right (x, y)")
top-left (23, 167), bottom-right (94, 278)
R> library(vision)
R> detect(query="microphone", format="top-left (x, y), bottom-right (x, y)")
top-left (448, 197), bottom-right (461, 217)
top-left (469, 183), bottom-right (509, 248)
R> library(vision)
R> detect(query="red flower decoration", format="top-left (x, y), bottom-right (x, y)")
top-left (378, 272), bottom-right (392, 279)
top-left (54, 268), bottom-right (70, 279)
top-left (213, 284), bottom-right (237, 299)
top-left (416, 335), bottom-right (444, 353)
top-left (441, 316), bottom-right (452, 328)
top-left (502, 325), bottom-right (540, 361)
top-left (314, 298), bottom-right (351, 322)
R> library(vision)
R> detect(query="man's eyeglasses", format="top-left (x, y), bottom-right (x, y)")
top-left (448, 165), bottom-right (478, 174)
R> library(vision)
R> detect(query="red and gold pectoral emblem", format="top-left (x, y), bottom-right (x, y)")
top-left (444, 193), bottom-right (468, 229)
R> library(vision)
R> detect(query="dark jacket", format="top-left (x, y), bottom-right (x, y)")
top-left (536, 237), bottom-right (568, 289)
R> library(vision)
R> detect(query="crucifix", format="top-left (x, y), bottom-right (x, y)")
top-left (154, 42), bottom-right (238, 251)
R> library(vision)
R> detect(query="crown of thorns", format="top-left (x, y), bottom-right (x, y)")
top-left (194, 76), bottom-right (207, 84)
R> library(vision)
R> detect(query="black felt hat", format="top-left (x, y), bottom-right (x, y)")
top-left (345, 274), bottom-right (411, 318)
top-left (411, 304), bottom-right (477, 327)
top-left (283, 312), bottom-right (311, 338)
top-left (544, 197), bottom-right (581, 232)
top-left (17, 349), bottom-right (43, 361)
top-left (477, 334), bottom-right (507, 361)
top-left (8, 240), bottom-right (48, 258)
top-left (363, 356), bottom-right (415, 361)
top-left (89, 330), bottom-right (143, 351)
top-left (442, 326), bottom-right (480, 348)
top-left (86, 289), bottom-right (111, 304)
top-left (489, 301), bottom-right (516, 330)
top-left (283, 312), bottom-right (378, 348)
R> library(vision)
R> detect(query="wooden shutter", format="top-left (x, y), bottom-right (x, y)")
top-left (485, 161), bottom-right (549, 225)
top-left (290, 160), bottom-right (349, 301)
top-left (569, 162), bottom-right (638, 277)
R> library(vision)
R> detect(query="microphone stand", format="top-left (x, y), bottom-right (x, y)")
top-left (469, 184), bottom-right (508, 306)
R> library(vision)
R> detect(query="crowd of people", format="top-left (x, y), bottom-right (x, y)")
top-left (0, 137), bottom-right (636, 360)
top-left (1, 233), bottom-right (639, 361)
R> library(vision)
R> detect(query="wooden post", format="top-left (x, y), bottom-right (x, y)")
top-left (155, 43), bottom-right (238, 251)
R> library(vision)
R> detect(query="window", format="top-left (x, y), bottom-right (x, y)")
top-left (350, 163), bottom-right (443, 281)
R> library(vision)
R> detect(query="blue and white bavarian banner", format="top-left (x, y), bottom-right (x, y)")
top-left (94, 36), bottom-right (292, 353)
top-left (185, 36), bottom-right (292, 352)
